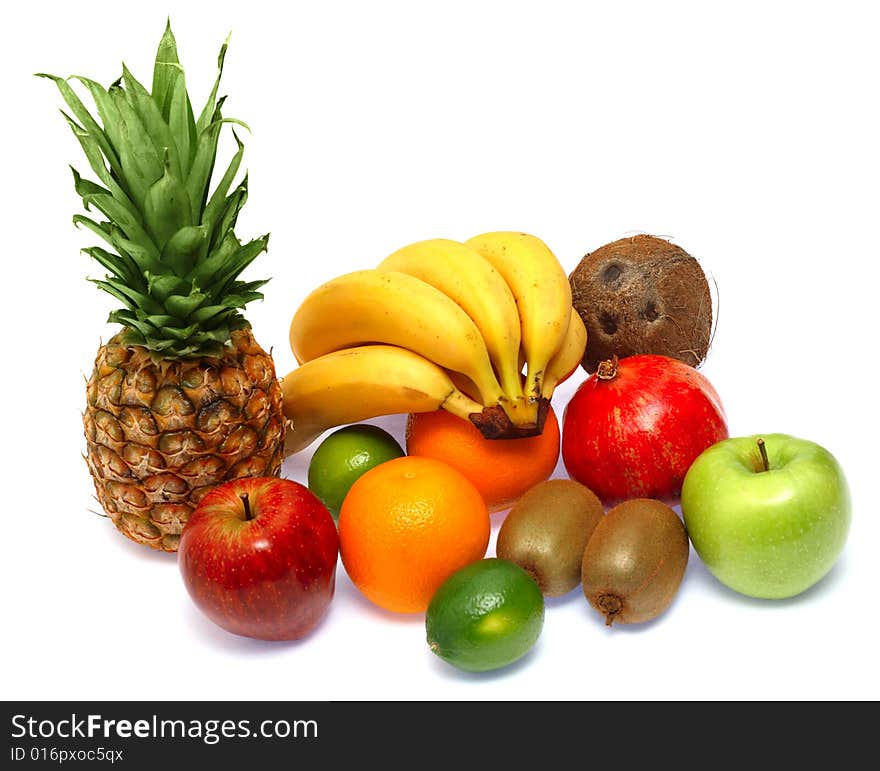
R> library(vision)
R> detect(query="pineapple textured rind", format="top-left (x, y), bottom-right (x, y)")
top-left (84, 328), bottom-right (284, 551)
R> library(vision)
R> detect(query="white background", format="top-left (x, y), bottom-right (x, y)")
top-left (3, 0), bottom-right (878, 700)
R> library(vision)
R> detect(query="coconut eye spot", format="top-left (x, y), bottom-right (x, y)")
top-left (602, 263), bottom-right (623, 285)
top-left (599, 312), bottom-right (618, 335)
top-left (642, 301), bottom-right (660, 322)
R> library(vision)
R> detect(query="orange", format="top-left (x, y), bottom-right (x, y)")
top-left (337, 455), bottom-right (490, 614)
top-left (406, 407), bottom-right (561, 513)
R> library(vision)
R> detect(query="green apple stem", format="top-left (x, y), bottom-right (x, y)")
top-left (756, 437), bottom-right (770, 472)
top-left (240, 493), bottom-right (254, 521)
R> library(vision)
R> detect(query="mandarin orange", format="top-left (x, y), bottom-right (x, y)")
top-left (405, 407), bottom-right (560, 512)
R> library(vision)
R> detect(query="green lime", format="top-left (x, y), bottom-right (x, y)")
top-left (426, 558), bottom-right (544, 673)
top-left (307, 424), bottom-right (405, 520)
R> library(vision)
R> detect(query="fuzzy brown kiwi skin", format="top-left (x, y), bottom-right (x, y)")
top-left (569, 234), bottom-right (712, 373)
top-left (497, 480), bottom-right (605, 597)
top-left (581, 498), bottom-right (689, 626)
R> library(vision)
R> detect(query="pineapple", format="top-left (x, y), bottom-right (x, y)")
top-left (42, 23), bottom-right (284, 551)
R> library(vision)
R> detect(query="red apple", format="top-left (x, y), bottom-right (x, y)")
top-left (562, 354), bottom-right (728, 505)
top-left (179, 477), bottom-right (339, 641)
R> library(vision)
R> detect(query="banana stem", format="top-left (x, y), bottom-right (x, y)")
top-left (441, 389), bottom-right (486, 421)
top-left (469, 368), bottom-right (508, 409)
top-left (283, 420), bottom-right (323, 458)
top-left (524, 366), bottom-right (545, 405)
top-left (541, 373), bottom-right (560, 400)
top-left (501, 394), bottom-right (539, 428)
top-left (497, 364), bottom-right (526, 402)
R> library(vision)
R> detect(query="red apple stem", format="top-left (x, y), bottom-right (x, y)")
top-left (240, 493), bottom-right (254, 521)
top-left (756, 437), bottom-right (770, 472)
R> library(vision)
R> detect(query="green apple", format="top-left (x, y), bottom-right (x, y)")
top-left (681, 433), bottom-right (851, 599)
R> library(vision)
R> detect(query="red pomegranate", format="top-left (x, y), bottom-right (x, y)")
top-left (561, 354), bottom-right (728, 505)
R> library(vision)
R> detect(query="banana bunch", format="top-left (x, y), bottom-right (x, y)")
top-left (282, 232), bottom-right (587, 456)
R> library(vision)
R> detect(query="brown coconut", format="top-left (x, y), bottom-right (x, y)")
top-left (569, 234), bottom-right (713, 373)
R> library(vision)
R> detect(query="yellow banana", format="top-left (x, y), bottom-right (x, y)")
top-left (542, 308), bottom-right (587, 399)
top-left (465, 232), bottom-right (572, 410)
top-left (289, 269), bottom-right (506, 408)
top-left (377, 239), bottom-right (524, 404)
top-left (281, 345), bottom-right (484, 456)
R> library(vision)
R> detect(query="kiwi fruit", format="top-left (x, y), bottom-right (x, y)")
top-left (496, 479), bottom-right (605, 597)
top-left (569, 234), bottom-right (713, 373)
top-left (581, 498), bottom-right (689, 626)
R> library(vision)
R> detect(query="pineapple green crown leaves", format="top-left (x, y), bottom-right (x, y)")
top-left (40, 20), bottom-right (270, 358)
